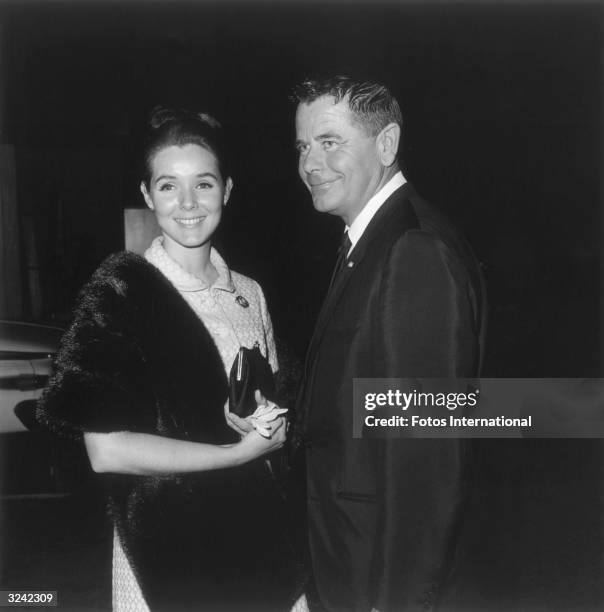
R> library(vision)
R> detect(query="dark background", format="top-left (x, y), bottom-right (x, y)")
top-left (1, 1), bottom-right (602, 610)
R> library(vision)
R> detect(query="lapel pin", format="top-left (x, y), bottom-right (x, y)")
top-left (236, 295), bottom-right (250, 308)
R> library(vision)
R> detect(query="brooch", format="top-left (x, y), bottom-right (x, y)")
top-left (235, 295), bottom-right (249, 308)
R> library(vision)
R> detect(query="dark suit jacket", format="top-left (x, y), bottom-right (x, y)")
top-left (295, 182), bottom-right (486, 612)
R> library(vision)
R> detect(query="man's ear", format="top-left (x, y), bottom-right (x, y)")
top-left (140, 182), bottom-right (154, 210)
top-left (223, 177), bottom-right (234, 206)
top-left (376, 122), bottom-right (401, 167)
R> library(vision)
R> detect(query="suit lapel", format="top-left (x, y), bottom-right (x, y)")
top-left (305, 184), bottom-right (417, 372)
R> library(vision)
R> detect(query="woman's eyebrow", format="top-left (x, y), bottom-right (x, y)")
top-left (154, 172), bottom-right (218, 184)
top-left (154, 174), bottom-right (177, 183)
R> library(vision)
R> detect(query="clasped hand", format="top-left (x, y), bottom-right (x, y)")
top-left (225, 390), bottom-right (288, 459)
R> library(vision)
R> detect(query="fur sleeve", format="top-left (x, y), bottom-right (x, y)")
top-left (37, 253), bottom-right (156, 440)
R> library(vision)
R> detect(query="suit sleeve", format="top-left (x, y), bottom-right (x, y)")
top-left (370, 230), bottom-right (477, 611)
top-left (37, 258), bottom-right (155, 440)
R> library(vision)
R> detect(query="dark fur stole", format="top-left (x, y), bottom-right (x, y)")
top-left (37, 252), bottom-right (298, 610)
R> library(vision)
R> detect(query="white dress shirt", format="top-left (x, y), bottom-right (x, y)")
top-left (346, 170), bottom-right (406, 255)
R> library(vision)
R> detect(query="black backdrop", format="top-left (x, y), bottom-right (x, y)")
top-left (2, 1), bottom-right (603, 609)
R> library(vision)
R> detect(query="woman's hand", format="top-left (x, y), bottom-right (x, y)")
top-left (224, 401), bottom-right (254, 436)
top-left (224, 390), bottom-right (287, 437)
top-left (234, 415), bottom-right (286, 464)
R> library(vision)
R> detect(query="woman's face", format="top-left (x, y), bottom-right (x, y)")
top-left (141, 143), bottom-right (232, 254)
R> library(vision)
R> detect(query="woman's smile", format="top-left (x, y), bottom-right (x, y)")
top-left (174, 215), bottom-right (205, 227)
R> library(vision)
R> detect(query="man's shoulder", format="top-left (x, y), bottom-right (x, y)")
top-left (367, 184), bottom-right (446, 252)
top-left (403, 185), bottom-right (481, 270)
top-left (409, 191), bottom-right (460, 239)
top-left (382, 187), bottom-right (485, 306)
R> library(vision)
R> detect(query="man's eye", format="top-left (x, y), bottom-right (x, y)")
top-left (323, 140), bottom-right (337, 150)
top-left (296, 143), bottom-right (309, 154)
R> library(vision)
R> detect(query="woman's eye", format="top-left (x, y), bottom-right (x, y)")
top-left (196, 182), bottom-right (213, 190)
top-left (158, 183), bottom-right (175, 192)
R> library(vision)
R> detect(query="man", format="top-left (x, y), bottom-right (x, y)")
top-left (291, 76), bottom-right (486, 611)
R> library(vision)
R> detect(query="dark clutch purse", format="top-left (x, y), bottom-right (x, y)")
top-left (229, 345), bottom-right (276, 418)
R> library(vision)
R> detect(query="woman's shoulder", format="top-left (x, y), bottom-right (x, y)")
top-left (83, 251), bottom-right (163, 295)
top-left (92, 250), bottom-right (153, 282)
top-left (229, 269), bottom-right (260, 291)
top-left (211, 248), bottom-right (263, 298)
top-left (71, 251), bottom-right (169, 323)
top-left (229, 270), bottom-right (266, 301)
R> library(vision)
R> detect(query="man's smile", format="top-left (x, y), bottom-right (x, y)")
top-left (308, 178), bottom-right (340, 192)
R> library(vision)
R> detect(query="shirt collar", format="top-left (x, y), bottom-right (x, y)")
top-left (144, 236), bottom-right (235, 293)
top-left (346, 171), bottom-right (406, 254)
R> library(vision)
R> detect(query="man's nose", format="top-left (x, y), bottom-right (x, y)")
top-left (302, 145), bottom-right (323, 175)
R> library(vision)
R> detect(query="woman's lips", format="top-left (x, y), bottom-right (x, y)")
top-left (175, 216), bottom-right (204, 227)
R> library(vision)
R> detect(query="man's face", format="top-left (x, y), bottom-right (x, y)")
top-left (295, 95), bottom-right (384, 226)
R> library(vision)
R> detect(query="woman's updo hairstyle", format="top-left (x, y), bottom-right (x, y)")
top-left (140, 106), bottom-right (231, 188)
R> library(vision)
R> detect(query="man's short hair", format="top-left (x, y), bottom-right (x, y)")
top-left (291, 75), bottom-right (403, 136)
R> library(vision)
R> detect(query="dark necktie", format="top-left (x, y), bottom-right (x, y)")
top-left (327, 231), bottom-right (352, 294)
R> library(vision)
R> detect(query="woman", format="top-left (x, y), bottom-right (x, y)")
top-left (37, 108), bottom-right (303, 611)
